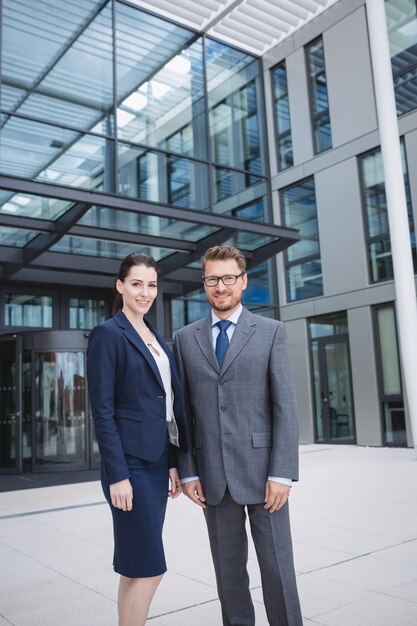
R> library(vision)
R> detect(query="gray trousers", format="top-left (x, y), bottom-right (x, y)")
top-left (204, 489), bottom-right (302, 626)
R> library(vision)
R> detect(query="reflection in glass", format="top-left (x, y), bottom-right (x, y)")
top-left (69, 298), bottom-right (108, 329)
top-left (282, 178), bottom-right (320, 262)
top-left (309, 312), bottom-right (348, 339)
top-left (205, 38), bottom-right (256, 105)
top-left (0, 227), bottom-right (40, 247)
top-left (281, 177), bottom-right (323, 301)
top-left (0, 116), bottom-right (113, 191)
top-left (386, 0), bottom-right (417, 115)
top-left (118, 144), bottom-right (209, 210)
top-left (360, 142), bottom-right (416, 281)
top-left (34, 352), bottom-right (86, 466)
top-left (79, 207), bottom-right (218, 241)
top-left (376, 305), bottom-right (407, 446)
top-left (1, 1), bottom-right (114, 132)
top-left (272, 62), bottom-right (293, 170)
top-left (116, 4), bottom-right (204, 156)
top-left (210, 80), bottom-right (263, 176)
top-left (306, 37), bottom-right (332, 153)
top-left (309, 313), bottom-right (355, 442)
top-left (0, 192), bottom-right (71, 220)
top-left (5, 294), bottom-right (53, 327)
top-left (243, 262), bottom-right (271, 305)
top-left (51, 235), bottom-right (175, 261)
top-left (37, 133), bottom-right (113, 192)
top-left (287, 259), bottom-right (323, 301)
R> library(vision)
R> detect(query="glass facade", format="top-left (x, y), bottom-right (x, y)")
top-left (0, 0), bottom-right (283, 324)
top-left (5, 295), bottom-right (53, 328)
top-left (359, 141), bottom-right (416, 282)
top-left (271, 61), bottom-right (293, 170)
top-left (306, 37), bottom-right (332, 153)
top-left (386, 0), bottom-right (417, 115)
top-left (375, 305), bottom-right (407, 446)
top-left (281, 177), bottom-right (323, 301)
top-left (69, 298), bottom-right (108, 329)
top-left (309, 312), bottom-right (355, 444)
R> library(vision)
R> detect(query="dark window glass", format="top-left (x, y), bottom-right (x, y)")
top-left (281, 177), bottom-right (323, 301)
top-left (272, 62), bottom-right (293, 170)
top-left (306, 37), bottom-right (332, 153)
top-left (118, 144), bottom-right (209, 211)
top-left (359, 141), bottom-right (416, 282)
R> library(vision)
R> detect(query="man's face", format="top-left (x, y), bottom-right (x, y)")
top-left (203, 259), bottom-right (247, 317)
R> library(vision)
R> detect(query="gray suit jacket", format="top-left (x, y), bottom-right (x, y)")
top-left (174, 307), bottom-right (299, 506)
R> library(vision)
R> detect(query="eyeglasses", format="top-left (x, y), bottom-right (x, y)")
top-left (202, 273), bottom-right (244, 287)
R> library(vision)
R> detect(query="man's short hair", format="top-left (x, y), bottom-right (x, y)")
top-left (201, 246), bottom-right (247, 274)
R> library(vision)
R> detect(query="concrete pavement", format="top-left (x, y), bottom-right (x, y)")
top-left (0, 444), bottom-right (416, 625)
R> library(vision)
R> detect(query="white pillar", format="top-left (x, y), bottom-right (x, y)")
top-left (366, 0), bottom-right (417, 448)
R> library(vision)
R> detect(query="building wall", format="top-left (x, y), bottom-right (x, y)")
top-left (264, 0), bottom-right (416, 447)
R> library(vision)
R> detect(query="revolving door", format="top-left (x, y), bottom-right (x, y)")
top-left (0, 331), bottom-right (99, 473)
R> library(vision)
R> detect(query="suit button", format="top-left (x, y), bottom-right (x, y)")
top-left (219, 379), bottom-right (224, 385)
top-left (220, 405), bottom-right (227, 411)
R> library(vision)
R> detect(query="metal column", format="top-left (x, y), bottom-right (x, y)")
top-left (366, 0), bottom-right (417, 448)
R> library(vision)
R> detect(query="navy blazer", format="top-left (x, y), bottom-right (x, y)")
top-left (87, 310), bottom-right (188, 484)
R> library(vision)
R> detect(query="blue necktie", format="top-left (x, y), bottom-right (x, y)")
top-left (215, 320), bottom-right (232, 368)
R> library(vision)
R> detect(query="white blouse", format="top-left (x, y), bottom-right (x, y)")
top-left (148, 338), bottom-right (179, 447)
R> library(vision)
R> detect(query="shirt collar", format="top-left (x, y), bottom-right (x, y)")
top-left (211, 305), bottom-right (242, 327)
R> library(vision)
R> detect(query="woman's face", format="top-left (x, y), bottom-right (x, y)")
top-left (116, 264), bottom-right (158, 318)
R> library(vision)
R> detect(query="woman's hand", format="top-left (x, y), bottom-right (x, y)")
top-left (168, 468), bottom-right (182, 499)
top-left (109, 478), bottom-right (133, 511)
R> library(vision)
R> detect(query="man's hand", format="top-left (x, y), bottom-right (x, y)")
top-left (182, 479), bottom-right (206, 508)
top-left (264, 480), bottom-right (290, 513)
top-left (169, 468), bottom-right (182, 499)
top-left (109, 478), bottom-right (133, 511)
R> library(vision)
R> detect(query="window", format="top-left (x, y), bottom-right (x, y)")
top-left (281, 178), bottom-right (323, 301)
top-left (386, 0), bottom-right (417, 115)
top-left (69, 298), bottom-right (108, 329)
top-left (359, 141), bottom-right (416, 282)
top-left (271, 61), bottom-right (293, 170)
top-left (375, 304), bottom-right (407, 446)
top-left (5, 294), bottom-right (53, 327)
top-left (306, 37), bottom-right (332, 153)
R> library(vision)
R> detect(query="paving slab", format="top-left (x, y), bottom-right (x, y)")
top-left (0, 444), bottom-right (416, 625)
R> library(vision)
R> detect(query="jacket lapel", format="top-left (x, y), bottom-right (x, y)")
top-left (221, 308), bottom-right (256, 373)
top-left (194, 308), bottom-right (257, 374)
top-left (113, 310), bottom-right (164, 390)
top-left (195, 314), bottom-right (220, 373)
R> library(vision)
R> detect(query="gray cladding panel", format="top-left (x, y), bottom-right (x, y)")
top-left (324, 6), bottom-right (377, 147)
top-left (347, 307), bottom-right (382, 445)
top-left (315, 158), bottom-right (370, 295)
top-left (286, 49), bottom-right (314, 165)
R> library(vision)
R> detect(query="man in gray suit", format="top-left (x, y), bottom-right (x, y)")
top-left (174, 245), bottom-right (302, 626)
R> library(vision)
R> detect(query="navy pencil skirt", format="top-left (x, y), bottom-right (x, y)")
top-left (101, 444), bottom-right (169, 578)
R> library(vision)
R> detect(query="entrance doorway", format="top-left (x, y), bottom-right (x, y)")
top-left (310, 313), bottom-right (356, 443)
top-left (0, 331), bottom-right (99, 473)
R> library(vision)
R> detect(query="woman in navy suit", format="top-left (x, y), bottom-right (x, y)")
top-left (87, 252), bottom-right (187, 626)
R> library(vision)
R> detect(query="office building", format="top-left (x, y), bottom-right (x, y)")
top-left (0, 0), bottom-right (415, 474)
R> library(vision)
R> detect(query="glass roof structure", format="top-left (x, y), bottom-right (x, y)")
top-left (0, 0), bottom-right (302, 295)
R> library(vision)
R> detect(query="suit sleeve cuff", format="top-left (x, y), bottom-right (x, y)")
top-left (181, 475), bottom-right (199, 484)
top-left (268, 476), bottom-right (292, 486)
